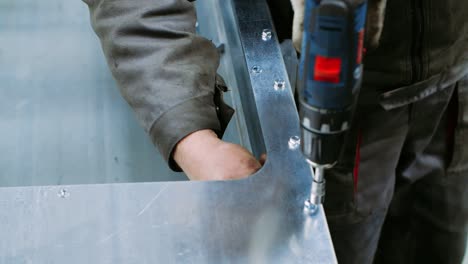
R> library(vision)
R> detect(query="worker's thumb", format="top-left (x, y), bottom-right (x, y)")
top-left (259, 154), bottom-right (267, 166)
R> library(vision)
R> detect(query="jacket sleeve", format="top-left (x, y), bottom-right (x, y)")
top-left (84, 0), bottom-right (225, 170)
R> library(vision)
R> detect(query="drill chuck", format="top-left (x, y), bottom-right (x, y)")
top-left (299, 97), bottom-right (352, 167)
top-left (309, 166), bottom-right (326, 204)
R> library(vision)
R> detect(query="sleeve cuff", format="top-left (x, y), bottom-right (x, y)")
top-left (149, 94), bottom-right (222, 172)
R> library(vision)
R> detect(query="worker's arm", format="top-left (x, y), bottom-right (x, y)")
top-left (84, 0), bottom-right (261, 180)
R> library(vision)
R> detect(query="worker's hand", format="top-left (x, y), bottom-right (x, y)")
top-left (290, 0), bottom-right (388, 52)
top-left (173, 129), bottom-right (263, 181)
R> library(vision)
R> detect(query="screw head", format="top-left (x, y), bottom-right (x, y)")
top-left (274, 79), bottom-right (286, 90)
top-left (262, 29), bottom-right (272, 41)
top-left (58, 189), bottom-right (70, 198)
top-left (304, 200), bottom-right (319, 214)
top-left (288, 136), bottom-right (301, 149)
top-left (251, 65), bottom-right (263, 74)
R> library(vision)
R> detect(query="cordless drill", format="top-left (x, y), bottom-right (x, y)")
top-left (298, 0), bottom-right (367, 208)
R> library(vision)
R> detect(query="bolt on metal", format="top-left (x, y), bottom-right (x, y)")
top-left (251, 65), bottom-right (263, 74)
top-left (262, 29), bottom-right (272, 41)
top-left (58, 189), bottom-right (70, 198)
top-left (288, 136), bottom-right (301, 149)
top-left (274, 79), bottom-right (286, 90)
top-left (304, 199), bottom-right (319, 215)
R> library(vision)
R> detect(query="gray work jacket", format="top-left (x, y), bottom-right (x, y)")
top-left (84, 0), bottom-right (233, 170)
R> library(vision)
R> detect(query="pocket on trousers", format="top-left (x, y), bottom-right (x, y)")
top-left (447, 76), bottom-right (468, 173)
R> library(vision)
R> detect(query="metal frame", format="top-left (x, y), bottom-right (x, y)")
top-left (0, 0), bottom-right (337, 263)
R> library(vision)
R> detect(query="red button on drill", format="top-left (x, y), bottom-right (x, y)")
top-left (314, 55), bottom-right (342, 83)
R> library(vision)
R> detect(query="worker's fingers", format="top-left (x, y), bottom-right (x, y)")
top-left (173, 129), bottom-right (262, 181)
top-left (206, 142), bottom-right (262, 180)
top-left (259, 154), bottom-right (267, 166)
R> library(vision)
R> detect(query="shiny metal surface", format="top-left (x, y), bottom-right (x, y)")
top-left (0, 0), bottom-right (337, 263)
top-left (0, 0), bottom-right (188, 185)
top-left (196, 0), bottom-right (256, 156)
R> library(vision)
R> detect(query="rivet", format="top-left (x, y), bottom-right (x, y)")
top-left (262, 29), bottom-right (272, 41)
top-left (58, 189), bottom-right (70, 198)
top-left (274, 79), bottom-right (286, 90)
top-left (288, 136), bottom-right (301, 149)
top-left (304, 199), bottom-right (319, 215)
top-left (251, 65), bottom-right (263, 74)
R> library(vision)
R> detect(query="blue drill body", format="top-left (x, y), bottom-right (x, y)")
top-left (298, 0), bottom-right (367, 206)
top-left (300, 0), bottom-right (367, 109)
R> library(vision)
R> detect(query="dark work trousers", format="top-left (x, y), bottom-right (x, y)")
top-left (324, 76), bottom-right (468, 264)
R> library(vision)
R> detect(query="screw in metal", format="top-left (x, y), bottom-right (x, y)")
top-left (274, 79), bottom-right (286, 90)
top-left (58, 189), bottom-right (70, 199)
top-left (262, 29), bottom-right (272, 41)
top-left (251, 65), bottom-right (263, 74)
top-left (288, 136), bottom-right (301, 150)
top-left (303, 199), bottom-right (319, 215)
